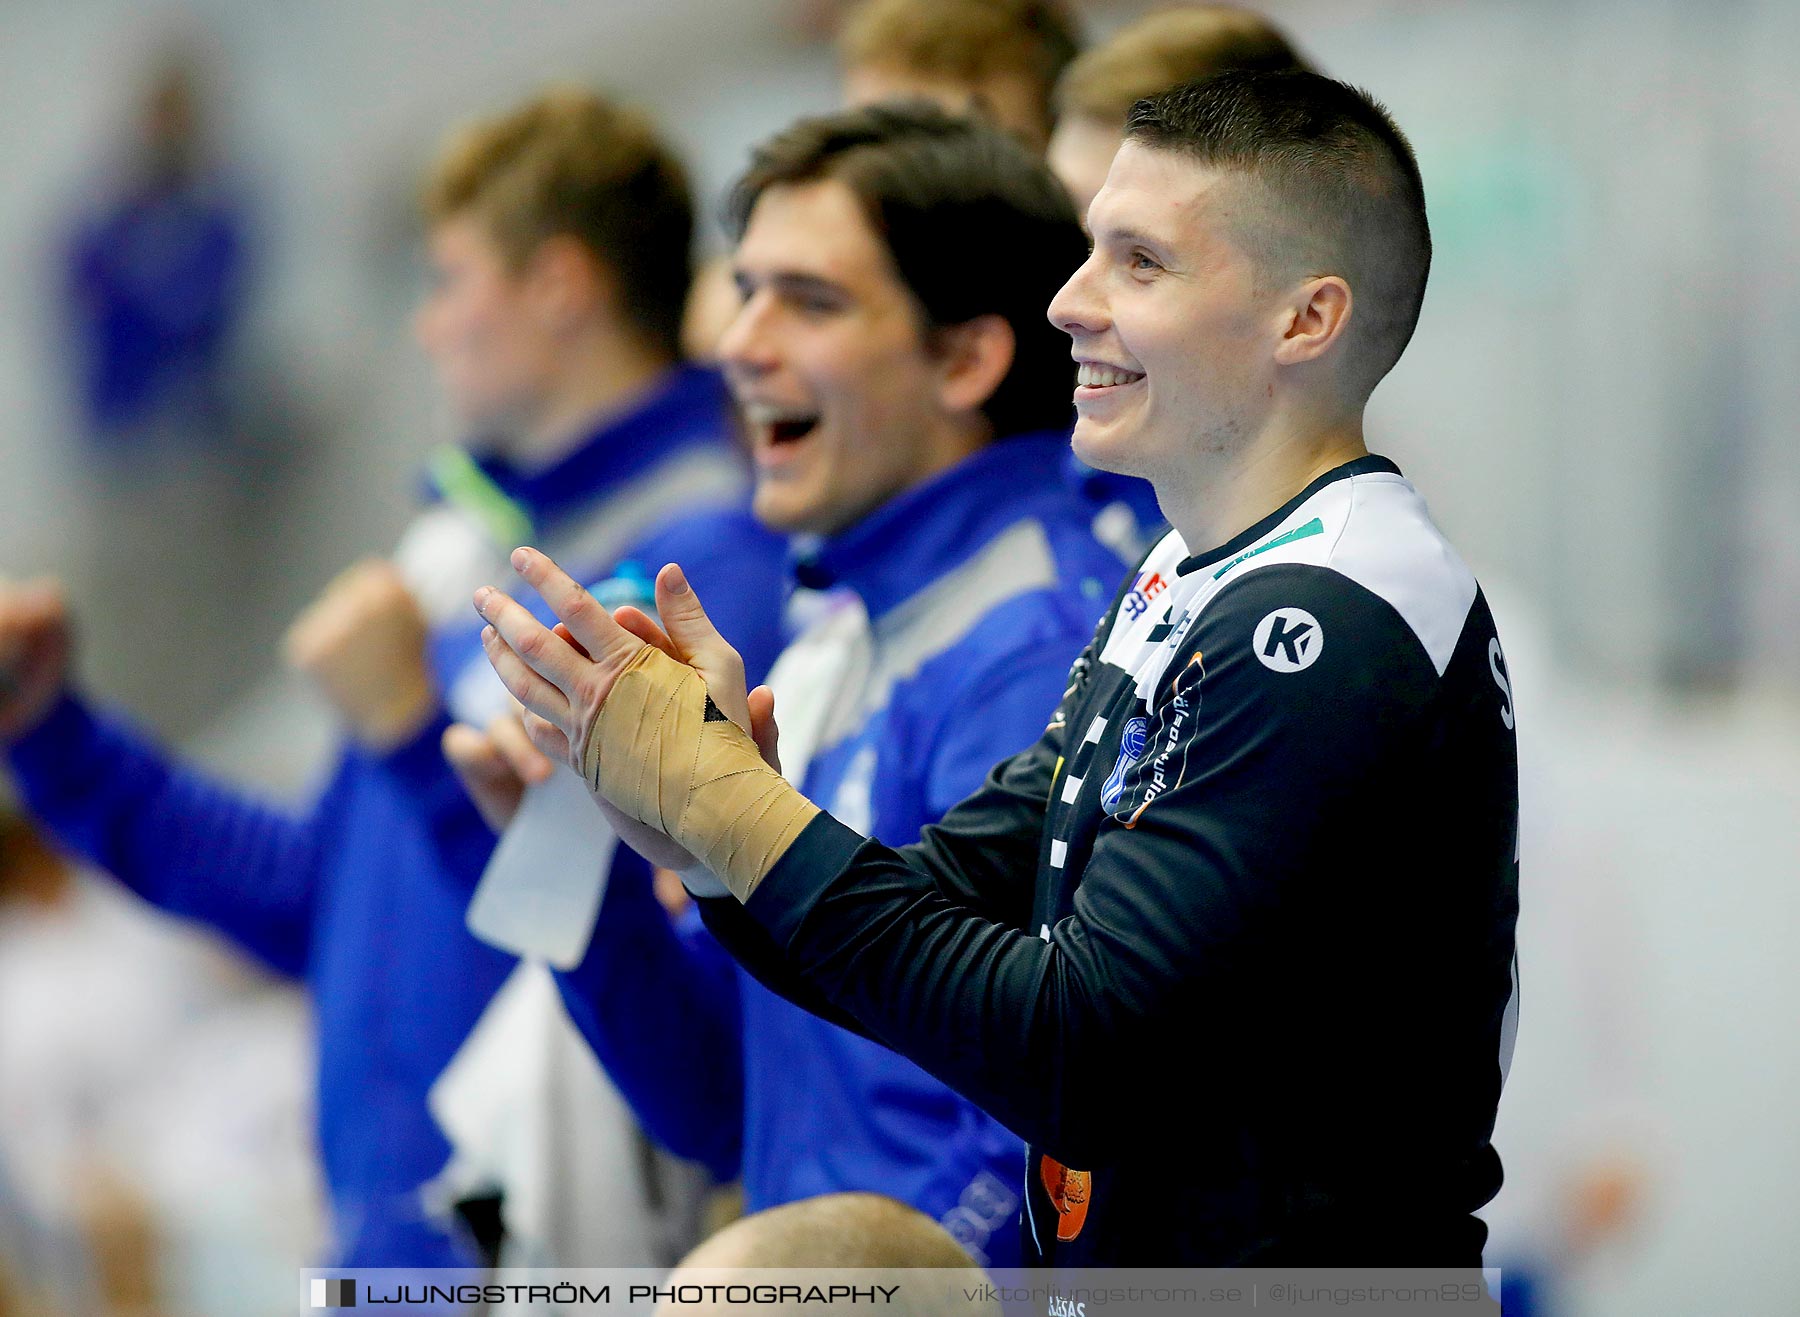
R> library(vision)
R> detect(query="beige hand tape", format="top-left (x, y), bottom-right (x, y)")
top-left (582, 645), bottom-right (818, 900)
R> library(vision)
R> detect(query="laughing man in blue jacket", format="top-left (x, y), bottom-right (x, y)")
top-left (450, 106), bottom-right (1129, 1266)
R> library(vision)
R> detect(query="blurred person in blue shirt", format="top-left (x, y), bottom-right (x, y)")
top-left (62, 51), bottom-right (253, 451)
top-left (448, 104), bottom-right (1126, 1267)
top-left (0, 88), bottom-right (785, 1268)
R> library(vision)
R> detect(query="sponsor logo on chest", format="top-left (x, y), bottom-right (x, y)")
top-left (1119, 569), bottom-right (1170, 622)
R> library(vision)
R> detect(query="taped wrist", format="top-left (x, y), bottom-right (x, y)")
top-left (582, 645), bottom-right (817, 900)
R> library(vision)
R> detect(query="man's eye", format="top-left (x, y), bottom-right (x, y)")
top-left (1130, 251), bottom-right (1161, 272)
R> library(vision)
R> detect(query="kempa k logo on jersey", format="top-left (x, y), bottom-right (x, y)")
top-left (1254, 607), bottom-right (1323, 672)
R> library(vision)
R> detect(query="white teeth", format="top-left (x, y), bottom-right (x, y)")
top-left (740, 402), bottom-right (818, 426)
top-left (1077, 363), bottom-right (1143, 388)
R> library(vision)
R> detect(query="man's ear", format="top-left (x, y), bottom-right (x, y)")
top-left (1272, 275), bottom-right (1352, 368)
top-left (932, 313), bottom-right (1017, 417)
top-left (523, 234), bottom-right (617, 334)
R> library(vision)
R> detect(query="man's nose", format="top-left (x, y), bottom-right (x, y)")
top-left (1046, 255), bottom-right (1106, 339)
top-left (716, 290), bottom-right (776, 376)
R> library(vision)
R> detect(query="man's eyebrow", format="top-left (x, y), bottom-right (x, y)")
top-left (1094, 225), bottom-right (1168, 252)
top-left (734, 268), bottom-right (852, 300)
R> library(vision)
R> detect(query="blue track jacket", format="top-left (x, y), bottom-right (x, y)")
top-left (6, 365), bottom-right (788, 1267)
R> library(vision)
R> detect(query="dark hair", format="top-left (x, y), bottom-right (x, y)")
top-left (424, 87), bottom-right (694, 360)
top-left (728, 101), bottom-right (1087, 438)
top-left (1127, 70), bottom-right (1431, 397)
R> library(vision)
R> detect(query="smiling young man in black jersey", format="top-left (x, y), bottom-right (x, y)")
top-left (472, 70), bottom-right (1521, 1268)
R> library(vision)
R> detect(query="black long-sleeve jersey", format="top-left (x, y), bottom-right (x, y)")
top-left (699, 455), bottom-right (1521, 1265)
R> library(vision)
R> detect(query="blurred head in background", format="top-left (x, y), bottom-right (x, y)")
top-left (414, 88), bottom-right (694, 457)
top-left (718, 102), bottom-right (1085, 536)
top-left (838, 0), bottom-right (1081, 151)
top-left (658, 1193), bottom-right (993, 1316)
top-left (1049, 4), bottom-right (1309, 216)
top-left (686, 0), bottom-right (1079, 363)
top-left (137, 52), bottom-right (208, 186)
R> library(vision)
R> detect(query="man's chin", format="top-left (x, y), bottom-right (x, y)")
top-left (454, 406), bottom-right (524, 452)
top-left (1070, 420), bottom-right (1145, 477)
top-left (751, 482), bottom-right (831, 537)
top-left (750, 485), bottom-right (800, 534)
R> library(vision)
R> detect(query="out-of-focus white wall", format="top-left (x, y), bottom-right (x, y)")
top-left (1281, 0), bottom-right (1800, 694)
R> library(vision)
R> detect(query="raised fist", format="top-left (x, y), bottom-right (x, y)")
top-left (285, 559), bottom-right (435, 749)
top-left (441, 707), bottom-right (555, 834)
top-left (0, 579), bottom-right (74, 744)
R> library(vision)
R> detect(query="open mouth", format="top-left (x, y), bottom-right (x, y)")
top-left (768, 416), bottom-right (819, 444)
top-left (1076, 363), bottom-right (1145, 390)
top-left (742, 402), bottom-right (822, 449)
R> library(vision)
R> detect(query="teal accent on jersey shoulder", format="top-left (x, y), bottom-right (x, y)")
top-left (428, 445), bottom-right (536, 549)
top-left (1212, 517), bottom-right (1325, 580)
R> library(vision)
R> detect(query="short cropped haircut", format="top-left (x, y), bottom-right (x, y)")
top-left (667, 1195), bottom-right (993, 1315)
top-left (1127, 70), bottom-right (1430, 397)
top-left (1056, 5), bottom-right (1309, 125)
top-left (422, 87), bottom-right (693, 359)
top-left (679, 1193), bottom-right (981, 1270)
top-left (728, 102), bottom-right (1087, 439)
top-left (839, 0), bottom-right (1081, 131)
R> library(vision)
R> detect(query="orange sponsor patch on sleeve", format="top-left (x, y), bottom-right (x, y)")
top-left (1039, 1154), bottom-right (1092, 1242)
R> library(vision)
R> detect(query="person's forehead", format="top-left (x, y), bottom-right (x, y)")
top-left (1051, 112), bottom-right (1123, 155)
top-left (842, 62), bottom-right (1028, 112)
top-left (427, 213), bottom-right (503, 265)
top-left (736, 177), bottom-right (894, 287)
top-left (842, 62), bottom-right (968, 109)
top-left (841, 64), bottom-right (1049, 148)
top-left (1048, 113), bottom-right (1121, 179)
top-left (1086, 141), bottom-right (1242, 247)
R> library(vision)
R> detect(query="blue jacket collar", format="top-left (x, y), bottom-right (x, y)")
top-left (1065, 451), bottom-right (1163, 530)
top-left (470, 364), bottom-right (730, 531)
top-left (791, 431), bottom-right (1071, 622)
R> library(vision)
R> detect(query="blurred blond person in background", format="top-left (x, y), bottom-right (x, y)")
top-left (1047, 4), bottom-right (1309, 217)
top-left (683, 0), bottom-right (1084, 362)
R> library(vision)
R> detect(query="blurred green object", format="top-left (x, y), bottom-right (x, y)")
top-left (428, 445), bottom-right (535, 549)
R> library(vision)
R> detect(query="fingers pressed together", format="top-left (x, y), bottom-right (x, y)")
top-left (474, 545), bottom-right (780, 787)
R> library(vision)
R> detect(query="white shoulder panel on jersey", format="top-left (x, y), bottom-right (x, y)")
top-left (1096, 527), bottom-right (1190, 670)
top-left (1223, 471), bottom-right (1478, 677)
top-left (829, 517), bottom-right (1061, 745)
